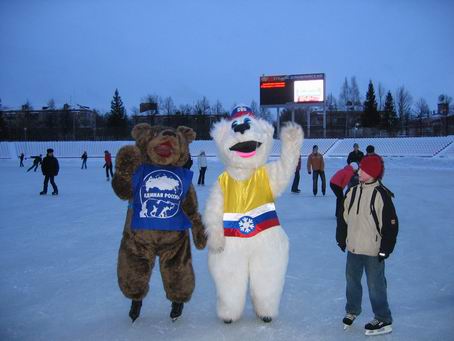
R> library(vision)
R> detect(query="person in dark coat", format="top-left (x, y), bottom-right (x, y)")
top-left (183, 154), bottom-right (193, 169)
top-left (291, 155), bottom-right (301, 193)
top-left (27, 155), bottom-right (42, 172)
top-left (81, 151), bottom-right (88, 169)
top-left (103, 150), bottom-right (113, 181)
top-left (347, 143), bottom-right (364, 165)
top-left (19, 153), bottom-right (25, 167)
top-left (40, 149), bottom-right (59, 195)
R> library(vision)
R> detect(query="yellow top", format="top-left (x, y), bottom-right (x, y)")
top-left (219, 166), bottom-right (274, 213)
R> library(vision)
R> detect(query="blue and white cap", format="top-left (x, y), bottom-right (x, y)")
top-left (230, 105), bottom-right (255, 120)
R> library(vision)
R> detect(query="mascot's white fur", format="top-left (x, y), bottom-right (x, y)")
top-left (204, 105), bottom-right (303, 323)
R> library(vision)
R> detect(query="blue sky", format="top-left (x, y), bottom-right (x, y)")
top-left (1, 0), bottom-right (453, 112)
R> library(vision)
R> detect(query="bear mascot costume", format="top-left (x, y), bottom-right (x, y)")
top-left (204, 105), bottom-right (303, 323)
top-left (112, 123), bottom-right (207, 322)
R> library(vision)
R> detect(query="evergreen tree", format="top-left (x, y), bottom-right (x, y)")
top-left (362, 80), bottom-right (379, 127)
top-left (108, 89), bottom-right (127, 132)
top-left (381, 91), bottom-right (398, 132)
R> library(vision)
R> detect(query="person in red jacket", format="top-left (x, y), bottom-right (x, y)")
top-left (330, 162), bottom-right (358, 218)
top-left (103, 150), bottom-right (113, 181)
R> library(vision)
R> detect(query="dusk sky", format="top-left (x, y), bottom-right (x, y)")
top-left (1, 0), bottom-right (453, 113)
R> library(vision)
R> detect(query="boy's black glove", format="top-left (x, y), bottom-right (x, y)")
top-left (338, 243), bottom-right (346, 252)
top-left (378, 252), bottom-right (389, 262)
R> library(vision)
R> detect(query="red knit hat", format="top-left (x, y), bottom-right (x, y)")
top-left (360, 155), bottom-right (383, 179)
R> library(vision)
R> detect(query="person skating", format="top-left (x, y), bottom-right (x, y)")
top-left (40, 149), bottom-right (59, 195)
top-left (81, 151), bottom-right (88, 169)
top-left (329, 162), bottom-right (358, 218)
top-left (364, 145), bottom-right (385, 179)
top-left (307, 145), bottom-right (326, 196)
top-left (103, 150), bottom-right (113, 181)
top-left (183, 153), bottom-right (193, 169)
top-left (27, 154), bottom-right (42, 172)
top-left (347, 143), bottom-right (364, 165)
top-left (19, 153), bottom-right (25, 167)
top-left (291, 154), bottom-right (301, 193)
top-left (336, 156), bottom-right (398, 336)
top-left (197, 151), bottom-right (207, 185)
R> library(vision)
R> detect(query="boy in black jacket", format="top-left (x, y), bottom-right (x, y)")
top-left (40, 149), bottom-right (59, 195)
top-left (336, 155), bottom-right (398, 336)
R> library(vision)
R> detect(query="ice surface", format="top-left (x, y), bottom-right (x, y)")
top-left (1, 157), bottom-right (453, 340)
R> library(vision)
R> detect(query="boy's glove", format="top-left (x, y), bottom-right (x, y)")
top-left (338, 242), bottom-right (346, 252)
top-left (378, 252), bottom-right (389, 262)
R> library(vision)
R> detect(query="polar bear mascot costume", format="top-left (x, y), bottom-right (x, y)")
top-left (204, 105), bottom-right (303, 323)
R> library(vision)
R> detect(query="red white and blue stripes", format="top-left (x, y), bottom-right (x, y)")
top-left (223, 203), bottom-right (280, 238)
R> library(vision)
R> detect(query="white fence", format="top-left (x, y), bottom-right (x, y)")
top-left (1, 136), bottom-right (454, 159)
top-left (327, 136), bottom-right (453, 157)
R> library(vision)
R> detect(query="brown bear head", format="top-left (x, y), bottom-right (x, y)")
top-left (131, 123), bottom-right (195, 166)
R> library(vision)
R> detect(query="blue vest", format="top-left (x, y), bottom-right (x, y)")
top-left (131, 164), bottom-right (193, 231)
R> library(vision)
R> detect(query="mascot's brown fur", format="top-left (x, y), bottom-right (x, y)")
top-left (112, 123), bottom-right (206, 322)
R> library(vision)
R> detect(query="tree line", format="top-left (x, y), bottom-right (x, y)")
top-left (1, 80), bottom-right (452, 140)
top-left (326, 77), bottom-right (452, 135)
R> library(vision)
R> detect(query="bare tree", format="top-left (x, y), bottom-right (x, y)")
top-left (415, 98), bottom-right (430, 118)
top-left (350, 76), bottom-right (361, 107)
top-left (47, 98), bottom-right (56, 109)
top-left (160, 96), bottom-right (176, 115)
top-left (194, 96), bottom-right (210, 115)
top-left (178, 104), bottom-right (193, 115)
top-left (141, 94), bottom-right (160, 115)
top-left (395, 86), bottom-right (413, 135)
top-left (250, 100), bottom-right (260, 115)
top-left (212, 100), bottom-right (225, 115)
top-left (414, 98), bottom-right (430, 136)
top-left (339, 77), bottom-right (350, 110)
top-left (326, 93), bottom-right (338, 111)
top-left (259, 106), bottom-right (272, 122)
top-left (22, 99), bottom-right (33, 111)
top-left (377, 82), bottom-right (385, 111)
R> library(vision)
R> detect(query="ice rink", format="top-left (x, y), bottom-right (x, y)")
top-left (1, 156), bottom-right (453, 341)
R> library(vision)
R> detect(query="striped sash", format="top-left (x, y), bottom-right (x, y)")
top-left (223, 203), bottom-right (280, 238)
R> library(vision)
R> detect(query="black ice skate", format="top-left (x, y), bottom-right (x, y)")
top-left (52, 191), bottom-right (58, 195)
top-left (170, 302), bottom-right (184, 322)
top-left (343, 313), bottom-right (357, 330)
top-left (129, 300), bottom-right (142, 323)
top-left (364, 319), bottom-right (392, 336)
top-left (39, 191), bottom-right (47, 195)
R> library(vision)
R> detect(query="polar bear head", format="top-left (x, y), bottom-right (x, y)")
top-left (211, 105), bottom-right (274, 169)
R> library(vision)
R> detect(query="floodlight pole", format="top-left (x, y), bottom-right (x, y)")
top-left (323, 75), bottom-right (327, 138)
top-left (276, 107), bottom-right (281, 137)
top-left (323, 102), bottom-right (326, 138)
top-left (306, 110), bottom-right (311, 138)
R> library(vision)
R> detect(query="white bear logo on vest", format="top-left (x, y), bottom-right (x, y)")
top-left (139, 170), bottom-right (183, 219)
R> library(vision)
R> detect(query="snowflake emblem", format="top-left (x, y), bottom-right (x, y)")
top-left (239, 216), bottom-right (255, 234)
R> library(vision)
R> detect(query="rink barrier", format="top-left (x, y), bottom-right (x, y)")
top-left (1, 136), bottom-right (454, 159)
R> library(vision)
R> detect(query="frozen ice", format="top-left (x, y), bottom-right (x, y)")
top-left (1, 156), bottom-right (453, 340)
